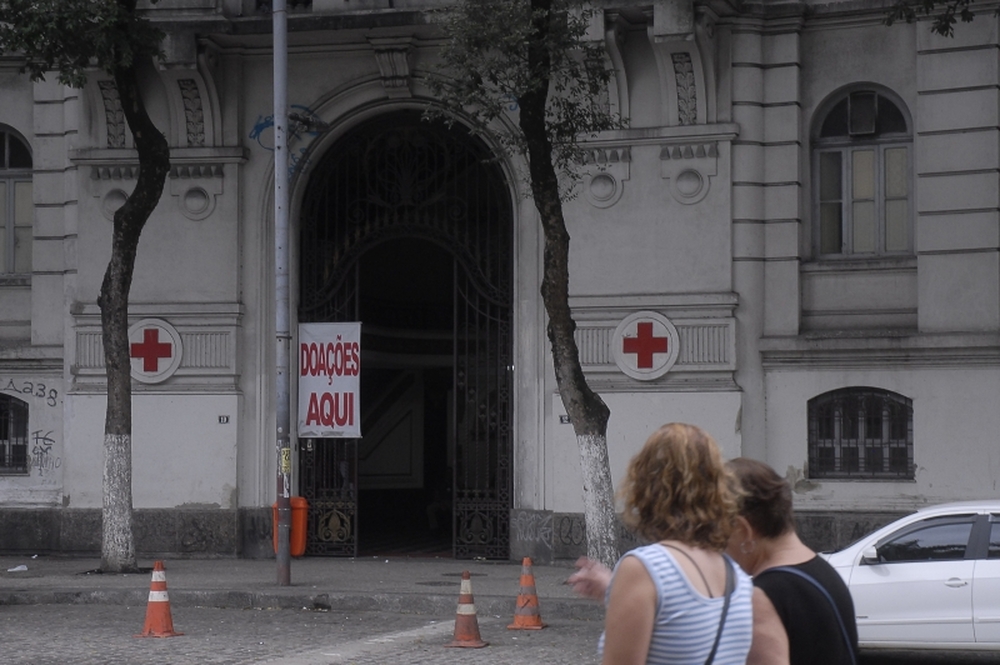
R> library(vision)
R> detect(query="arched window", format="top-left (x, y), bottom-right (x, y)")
top-left (808, 387), bottom-right (913, 479)
top-left (0, 393), bottom-right (29, 474)
top-left (812, 89), bottom-right (912, 258)
top-left (0, 128), bottom-right (33, 275)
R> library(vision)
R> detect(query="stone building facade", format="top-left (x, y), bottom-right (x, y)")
top-left (1, 0), bottom-right (997, 561)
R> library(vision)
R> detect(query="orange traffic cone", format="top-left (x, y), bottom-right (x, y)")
top-left (445, 570), bottom-right (488, 648)
top-left (508, 556), bottom-right (546, 630)
top-left (135, 561), bottom-right (182, 638)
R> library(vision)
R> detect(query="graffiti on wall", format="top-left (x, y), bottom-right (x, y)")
top-left (30, 430), bottom-right (61, 477)
top-left (1, 377), bottom-right (62, 481)
top-left (2, 378), bottom-right (59, 408)
top-left (556, 514), bottom-right (586, 548)
top-left (249, 104), bottom-right (325, 179)
top-left (511, 509), bottom-right (553, 547)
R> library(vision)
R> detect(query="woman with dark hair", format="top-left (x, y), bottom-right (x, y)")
top-left (569, 454), bottom-right (858, 665)
top-left (594, 423), bottom-right (754, 665)
top-left (726, 457), bottom-right (858, 665)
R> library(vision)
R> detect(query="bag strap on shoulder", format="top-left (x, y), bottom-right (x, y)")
top-left (703, 555), bottom-right (735, 665)
top-left (765, 566), bottom-right (857, 665)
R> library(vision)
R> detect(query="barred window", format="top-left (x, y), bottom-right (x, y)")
top-left (808, 387), bottom-right (913, 479)
top-left (0, 393), bottom-right (29, 474)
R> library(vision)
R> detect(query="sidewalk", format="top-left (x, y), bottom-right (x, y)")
top-left (0, 554), bottom-right (605, 622)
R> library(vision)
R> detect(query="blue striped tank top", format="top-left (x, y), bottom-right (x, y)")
top-left (599, 543), bottom-right (754, 665)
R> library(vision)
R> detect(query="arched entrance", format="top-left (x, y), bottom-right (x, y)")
top-left (297, 110), bottom-right (513, 559)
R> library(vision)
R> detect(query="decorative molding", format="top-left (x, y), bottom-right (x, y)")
top-left (98, 80), bottom-right (126, 149)
top-left (647, 0), bottom-right (713, 127)
top-left (369, 36), bottom-right (414, 99)
top-left (651, 0), bottom-right (695, 40)
top-left (660, 142), bottom-right (718, 204)
top-left (90, 165), bottom-right (138, 181)
top-left (582, 146), bottom-right (631, 167)
top-left (171, 163), bottom-right (224, 179)
top-left (661, 143), bottom-right (718, 160)
top-left (179, 332), bottom-right (231, 368)
top-left (70, 303), bottom-right (242, 392)
top-left (604, 11), bottom-right (632, 121)
top-left (580, 124), bottom-right (738, 147)
top-left (74, 147), bottom-right (243, 221)
top-left (101, 189), bottom-right (129, 220)
top-left (672, 53), bottom-right (697, 126)
top-left (87, 162), bottom-right (224, 181)
top-left (74, 147), bottom-right (246, 180)
top-left (580, 146), bottom-right (631, 208)
top-left (760, 332), bottom-right (1000, 369)
top-left (583, 8), bottom-right (629, 122)
top-left (168, 162), bottom-right (224, 220)
top-left (578, 322), bottom-right (732, 367)
top-left (178, 79), bottom-right (206, 146)
top-left (566, 293), bottom-right (738, 391)
top-left (172, 183), bottom-right (220, 221)
top-left (76, 329), bottom-right (231, 372)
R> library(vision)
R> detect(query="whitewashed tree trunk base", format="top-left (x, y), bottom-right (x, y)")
top-left (102, 432), bottom-right (136, 572)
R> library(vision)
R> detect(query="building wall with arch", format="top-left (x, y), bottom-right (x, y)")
top-left (0, 1), bottom-right (997, 560)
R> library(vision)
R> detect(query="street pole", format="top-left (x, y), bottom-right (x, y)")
top-left (273, 0), bottom-right (292, 587)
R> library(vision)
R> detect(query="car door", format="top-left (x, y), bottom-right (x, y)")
top-left (973, 515), bottom-right (1000, 644)
top-left (848, 515), bottom-right (976, 645)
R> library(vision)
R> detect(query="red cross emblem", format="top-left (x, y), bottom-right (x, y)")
top-left (622, 321), bottom-right (669, 369)
top-left (613, 311), bottom-right (680, 381)
top-left (130, 327), bottom-right (173, 373)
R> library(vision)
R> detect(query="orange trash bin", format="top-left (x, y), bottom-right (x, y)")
top-left (272, 496), bottom-right (309, 557)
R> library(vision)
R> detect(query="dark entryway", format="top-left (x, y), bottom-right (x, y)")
top-left (297, 110), bottom-right (513, 559)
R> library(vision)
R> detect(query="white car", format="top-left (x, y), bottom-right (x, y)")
top-left (822, 500), bottom-right (1000, 650)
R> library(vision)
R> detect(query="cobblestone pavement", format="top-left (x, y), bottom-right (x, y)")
top-left (1, 603), bottom-right (604, 665)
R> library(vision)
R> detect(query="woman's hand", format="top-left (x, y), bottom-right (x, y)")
top-left (566, 556), bottom-right (613, 601)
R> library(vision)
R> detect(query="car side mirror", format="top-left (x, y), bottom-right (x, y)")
top-left (860, 546), bottom-right (880, 565)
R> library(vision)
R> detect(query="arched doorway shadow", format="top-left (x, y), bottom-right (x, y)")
top-left (297, 110), bottom-right (513, 559)
top-left (355, 238), bottom-right (454, 557)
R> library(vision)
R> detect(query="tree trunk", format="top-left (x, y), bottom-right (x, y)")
top-left (97, 44), bottom-right (170, 572)
top-left (520, 0), bottom-right (619, 569)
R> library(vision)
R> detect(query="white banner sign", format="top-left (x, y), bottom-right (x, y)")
top-left (298, 322), bottom-right (361, 438)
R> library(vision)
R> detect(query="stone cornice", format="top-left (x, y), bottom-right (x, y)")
top-left (760, 331), bottom-right (1000, 368)
top-left (580, 123), bottom-right (740, 149)
top-left (70, 147), bottom-right (247, 165)
top-left (70, 147), bottom-right (247, 181)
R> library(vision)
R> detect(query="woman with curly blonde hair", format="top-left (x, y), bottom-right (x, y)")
top-left (597, 423), bottom-right (754, 665)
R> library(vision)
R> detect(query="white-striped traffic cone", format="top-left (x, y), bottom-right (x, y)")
top-left (445, 570), bottom-right (488, 648)
top-left (135, 560), bottom-right (182, 638)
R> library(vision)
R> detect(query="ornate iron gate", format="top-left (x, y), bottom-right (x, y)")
top-left (298, 110), bottom-right (513, 558)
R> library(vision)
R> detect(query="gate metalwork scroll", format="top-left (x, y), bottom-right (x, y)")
top-left (298, 438), bottom-right (357, 556)
top-left (298, 110), bottom-right (513, 558)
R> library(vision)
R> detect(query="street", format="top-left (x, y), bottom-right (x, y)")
top-left (5, 602), bottom-right (999, 665)
top-left (859, 650), bottom-right (1000, 665)
top-left (0, 604), bottom-right (604, 665)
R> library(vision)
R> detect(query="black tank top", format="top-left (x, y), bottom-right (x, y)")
top-left (754, 556), bottom-right (858, 665)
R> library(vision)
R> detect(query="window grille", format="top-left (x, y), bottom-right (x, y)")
top-left (0, 394), bottom-right (29, 474)
top-left (808, 387), bottom-right (913, 479)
